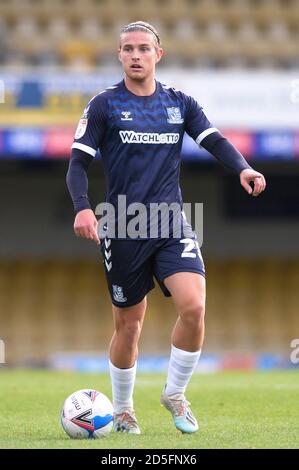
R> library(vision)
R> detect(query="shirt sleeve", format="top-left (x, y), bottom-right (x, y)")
top-left (71, 94), bottom-right (107, 157)
top-left (66, 148), bottom-right (94, 214)
top-left (184, 95), bottom-right (218, 145)
top-left (201, 131), bottom-right (252, 174)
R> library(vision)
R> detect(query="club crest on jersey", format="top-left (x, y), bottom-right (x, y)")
top-left (121, 111), bottom-right (133, 121)
top-left (166, 107), bottom-right (184, 124)
top-left (112, 285), bottom-right (127, 303)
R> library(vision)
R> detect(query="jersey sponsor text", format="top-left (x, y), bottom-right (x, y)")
top-left (119, 130), bottom-right (180, 144)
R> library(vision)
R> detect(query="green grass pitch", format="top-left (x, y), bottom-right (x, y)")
top-left (0, 369), bottom-right (298, 449)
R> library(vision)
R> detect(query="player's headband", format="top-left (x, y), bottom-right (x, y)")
top-left (121, 23), bottom-right (161, 45)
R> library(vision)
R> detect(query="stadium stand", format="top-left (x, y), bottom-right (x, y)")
top-left (0, 0), bottom-right (298, 68)
top-left (1, 259), bottom-right (298, 364)
top-left (0, 0), bottom-right (298, 369)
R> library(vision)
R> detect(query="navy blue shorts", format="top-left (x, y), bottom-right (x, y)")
top-left (100, 235), bottom-right (205, 308)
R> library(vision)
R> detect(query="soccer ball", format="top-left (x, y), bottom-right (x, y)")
top-left (61, 389), bottom-right (114, 439)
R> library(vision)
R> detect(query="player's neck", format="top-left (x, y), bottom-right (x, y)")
top-left (124, 76), bottom-right (156, 96)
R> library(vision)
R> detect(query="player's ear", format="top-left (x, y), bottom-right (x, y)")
top-left (118, 46), bottom-right (122, 62)
top-left (155, 47), bottom-right (163, 64)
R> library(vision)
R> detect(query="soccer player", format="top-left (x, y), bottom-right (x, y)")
top-left (66, 21), bottom-right (266, 434)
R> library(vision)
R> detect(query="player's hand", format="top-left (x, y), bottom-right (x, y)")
top-left (240, 169), bottom-right (266, 197)
top-left (74, 209), bottom-right (100, 245)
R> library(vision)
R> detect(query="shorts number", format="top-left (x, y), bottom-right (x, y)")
top-left (180, 238), bottom-right (202, 260)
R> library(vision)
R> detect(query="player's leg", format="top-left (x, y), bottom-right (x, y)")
top-left (110, 297), bottom-right (147, 368)
top-left (166, 272), bottom-right (205, 353)
top-left (109, 298), bottom-right (147, 434)
top-left (100, 237), bottom-right (155, 434)
top-left (160, 272), bottom-right (205, 433)
top-left (101, 238), bottom-right (154, 434)
top-left (153, 235), bottom-right (205, 433)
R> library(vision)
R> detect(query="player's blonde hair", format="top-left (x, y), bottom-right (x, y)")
top-left (120, 21), bottom-right (161, 47)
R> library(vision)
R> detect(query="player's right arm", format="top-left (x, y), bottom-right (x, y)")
top-left (66, 149), bottom-right (100, 245)
top-left (66, 93), bottom-right (107, 244)
top-left (74, 208), bottom-right (100, 245)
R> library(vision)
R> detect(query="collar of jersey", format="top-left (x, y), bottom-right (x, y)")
top-left (121, 79), bottom-right (161, 99)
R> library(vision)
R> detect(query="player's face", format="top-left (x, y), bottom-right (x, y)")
top-left (119, 31), bottom-right (163, 81)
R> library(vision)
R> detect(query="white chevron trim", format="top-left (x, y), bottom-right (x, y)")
top-left (105, 260), bottom-right (112, 271)
top-left (105, 238), bottom-right (111, 248)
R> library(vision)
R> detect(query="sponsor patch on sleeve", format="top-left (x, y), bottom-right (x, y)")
top-left (75, 118), bottom-right (88, 139)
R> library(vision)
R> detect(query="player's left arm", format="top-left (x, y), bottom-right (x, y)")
top-left (184, 95), bottom-right (266, 197)
top-left (201, 132), bottom-right (266, 196)
top-left (239, 168), bottom-right (266, 197)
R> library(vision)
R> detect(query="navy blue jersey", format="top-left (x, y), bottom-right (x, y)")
top-left (72, 80), bottom-right (218, 238)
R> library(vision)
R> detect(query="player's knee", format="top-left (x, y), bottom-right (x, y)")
top-left (113, 300), bottom-right (146, 338)
top-left (115, 316), bottom-right (142, 342)
top-left (180, 299), bottom-right (205, 328)
top-left (125, 321), bottom-right (142, 342)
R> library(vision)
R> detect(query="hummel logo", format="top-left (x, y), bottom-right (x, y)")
top-left (121, 111), bottom-right (133, 121)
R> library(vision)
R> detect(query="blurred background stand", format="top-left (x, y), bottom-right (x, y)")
top-left (0, 0), bottom-right (298, 370)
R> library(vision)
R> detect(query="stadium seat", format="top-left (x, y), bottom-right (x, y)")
top-left (1, 0), bottom-right (298, 69)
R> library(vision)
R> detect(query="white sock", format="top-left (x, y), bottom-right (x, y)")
top-left (109, 360), bottom-right (137, 414)
top-left (165, 344), bottom-right (201, 398)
